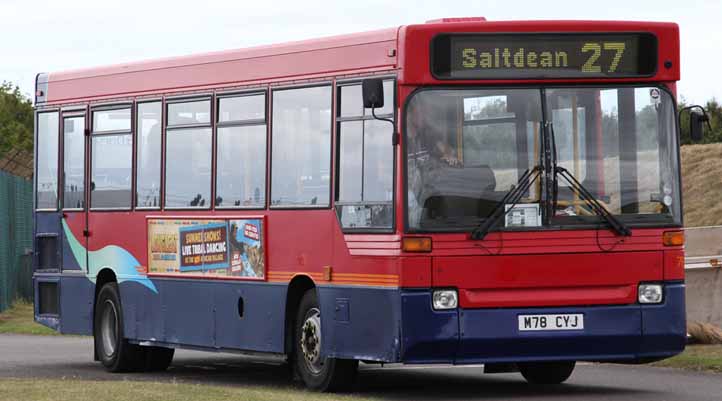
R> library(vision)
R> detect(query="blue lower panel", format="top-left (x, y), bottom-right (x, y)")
top-left (318, 286), bottom-right (401, 362)
top-left (401, 284), bottom-right (686, 364)
top-left (120, 279), bottom-right (287, 353)
top-left (400, 290), bottom-right (458, 364)
top-left (458, 304), bottom-right (642, 363)
top-left (639, 283), bottom-right (686, 359)
top-left (33, 274), bottom-right (94, 335)
top-left (59, 275), bottom-right (94, 335)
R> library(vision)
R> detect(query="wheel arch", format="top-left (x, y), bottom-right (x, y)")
top-left (284, 275), bottom-right (317, 354)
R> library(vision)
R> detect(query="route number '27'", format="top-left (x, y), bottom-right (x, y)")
top-left (582, 42), bottom-right (626, 73)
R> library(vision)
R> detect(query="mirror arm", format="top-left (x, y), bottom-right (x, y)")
top-left (371, 107), bottom-right (399, 146)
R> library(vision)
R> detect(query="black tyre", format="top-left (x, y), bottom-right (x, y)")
top-left (293, 289), bottom-right (358, 392)
top-left (519, 361), bottom-right (576, 384)
top-left (144, 346), bottom-right (175, 372)
top-left (93, 282), bottom-right (145, 372)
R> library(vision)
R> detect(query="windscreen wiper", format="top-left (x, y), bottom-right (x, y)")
top-left (470, 165), bottom-right (542, 240)
top-left (554, 166), bottom-right (632, 237)
top-left (546, 122), bottom-right (631, 237)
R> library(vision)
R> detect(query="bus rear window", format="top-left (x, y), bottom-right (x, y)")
top-left (36, 112), bottom-right (59, 210)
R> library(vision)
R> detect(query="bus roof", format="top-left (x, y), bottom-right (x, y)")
top-left (38, 27), bottom-right (399, 105)
top-left (36, 19), bottom-right (679, 105)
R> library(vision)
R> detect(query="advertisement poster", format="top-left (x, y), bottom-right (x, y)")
top-left (148, 218), bottom-right (265, 279)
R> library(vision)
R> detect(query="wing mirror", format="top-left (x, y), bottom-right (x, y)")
top-left (679, 105), bottom-right (711, 142)
top-left (362, 78), bottom-right (384, 109)
top-left (690, 109), bottom-right (707, 142)
top-left (361, 78), bottom-right (397, 145)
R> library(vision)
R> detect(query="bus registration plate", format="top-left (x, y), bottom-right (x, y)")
top-left (518, 314), bottom-right (584, 331)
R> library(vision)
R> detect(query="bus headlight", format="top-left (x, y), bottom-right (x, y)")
top-left (638, 284), bottom-right (663, 304)
top-left (432, 289), bottom-right (458, 310)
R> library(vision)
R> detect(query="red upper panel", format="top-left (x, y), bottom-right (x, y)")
top-left (42, 19), bottom-right (679, 105)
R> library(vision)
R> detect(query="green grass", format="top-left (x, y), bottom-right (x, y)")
top-left (0, 379), bottom-right (377, 401)
top-left (652, 345), bottom-right (722, 373)
top-left (0, 300), bottom-right (57, 335)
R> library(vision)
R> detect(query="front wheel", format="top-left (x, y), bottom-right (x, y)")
top-left (293, 289), bottom-right (358, 392)
top-left (519, 361), bottom-right (576, 384)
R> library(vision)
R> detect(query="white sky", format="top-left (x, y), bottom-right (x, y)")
top-left (1, 0), bottom-right (719, 105)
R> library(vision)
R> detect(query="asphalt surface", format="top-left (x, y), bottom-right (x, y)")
top-left (1, 334), bottom-right (720, 400)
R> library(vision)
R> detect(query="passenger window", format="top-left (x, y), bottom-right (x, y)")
top-left (91, 108), bottom-right (132, 209)
top-left (271, 86), bottom-right (332, 207)
top-left (93, 108), bottom-right (131, 132)
top-left (336, 81), bottom-right (394, 229)
top-left (165, 99), bottom-right (212, 208)
top-left (62, 116), bottom-right (85, 209)
top-left (218, 94), bottom-right (265, 122)
top-left (36, 112), bottom-right (59, 210)
top-left (167, 99), bottom-right (211, 126)
top-left (216, 93), bottom-right (267, 208)
top-left (136, 102), bottom-right (162, 208)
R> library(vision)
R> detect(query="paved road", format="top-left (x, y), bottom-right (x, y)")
top-left (1, 334), bottom-right (720, 400)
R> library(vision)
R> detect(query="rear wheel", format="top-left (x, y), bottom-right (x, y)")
top-left (519, 361), bottom-right (576, 384)
top-left (293, 289), bottom-right (358, 392)
top-left (94, 282), bottom-right (145, 372)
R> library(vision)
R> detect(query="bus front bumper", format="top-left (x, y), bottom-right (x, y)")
top-left (400, 283), bottom-right (686, 364)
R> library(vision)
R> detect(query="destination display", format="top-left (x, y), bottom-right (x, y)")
top-left (431, 33), bottom-right (657, 79)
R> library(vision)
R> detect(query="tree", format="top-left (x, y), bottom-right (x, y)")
top-left (0, 82), bottom-right (34, 158)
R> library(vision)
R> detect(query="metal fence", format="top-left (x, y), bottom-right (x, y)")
top-left (0, 169), bottom-right (33, 313)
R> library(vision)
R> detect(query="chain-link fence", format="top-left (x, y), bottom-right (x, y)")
top-left (0, 169), bottom-right (33, 313)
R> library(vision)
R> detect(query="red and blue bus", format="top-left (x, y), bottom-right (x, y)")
top-left (33, 17), bottom-right (686, 391)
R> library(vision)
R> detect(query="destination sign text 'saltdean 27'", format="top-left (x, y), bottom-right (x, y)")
top-left (431, 33), bottom-right (657, 79)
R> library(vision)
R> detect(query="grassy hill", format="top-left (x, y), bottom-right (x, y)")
top-left (682, 143), bottom-right (722, 227)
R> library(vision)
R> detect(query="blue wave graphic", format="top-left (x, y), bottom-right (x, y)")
top-left (62, 220), bottom-right (158, 293)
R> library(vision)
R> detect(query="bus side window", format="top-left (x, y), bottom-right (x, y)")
top-left (335, 81), bottom-right (394, 230)
top-left (136, 102), bottom-right (162, 208)
top-left (270, 86), bottom-right (332, 207)
top-left (62, 116), bottom-right (86, 209)
top-left (165, 98), bottom-right (212, 208)
top-left (216, 93), bottom-right (267, 208)
top-left (91, 107), bottom-right (132, 209)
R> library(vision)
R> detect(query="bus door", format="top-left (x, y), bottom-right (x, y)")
top-left (60, 110), bottom-right (88, 273)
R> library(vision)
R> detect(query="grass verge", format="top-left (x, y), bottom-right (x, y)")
top-left (0, 301), bottom-right (57, 335)
top-left (0, 379), bottom-right (377, 401)
top-left (652, 344), bottom-right (722, 373)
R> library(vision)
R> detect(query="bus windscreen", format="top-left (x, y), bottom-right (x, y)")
top-left (431, 33), bottom-right (657, 79)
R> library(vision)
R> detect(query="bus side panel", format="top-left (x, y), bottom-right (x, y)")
top-left (60, 214), bottom-right (84, 271)
top-left (58, 275), bottom-right (94, 335)
top-left (213, 282), bottom-right (286, 353)
top-left (318, 285), bottom-right (401, 362)
top-left (119, 279), bottom-right (287, 353)
top-left (159, 279), bottom-right (215, 347)
top-left (120, 281), bottom-right (163, 343)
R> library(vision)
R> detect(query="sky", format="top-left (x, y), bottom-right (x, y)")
top-left (1, 0), bottom-right (719, 105)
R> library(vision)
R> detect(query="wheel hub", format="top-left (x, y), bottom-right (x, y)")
top-left (300, 308), bottom-right (323, 374)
